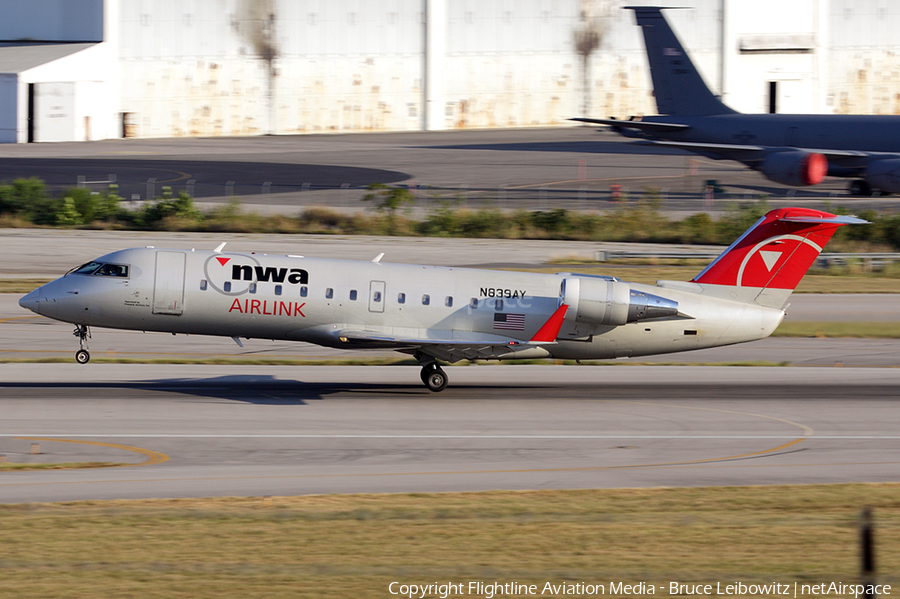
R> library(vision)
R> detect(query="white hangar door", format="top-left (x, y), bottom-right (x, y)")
top-left (152, 251), bottom-right (186, 315)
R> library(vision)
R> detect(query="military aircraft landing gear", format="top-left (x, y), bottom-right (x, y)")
top-left (416, 353), bottom-right (448, 392)
top-left (73, 325), bottom-right (91, 364)
top-left (850, 179), bottom-right (873, 196)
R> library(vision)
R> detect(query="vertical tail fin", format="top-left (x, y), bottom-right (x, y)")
top-left (626, 6), bottom-right (735, 116)
top-left (691, 208), bottom-right (867, 307)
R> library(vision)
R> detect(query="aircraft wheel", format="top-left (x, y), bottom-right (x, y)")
top-left (850, 179), bottom-right (872, 196)
top-left (75, 350), bottom-right (90, 364)
top-left (422, 366), bottom-right (448, 392)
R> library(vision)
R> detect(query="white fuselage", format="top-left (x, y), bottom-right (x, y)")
top-left (22, 247), bottom-right (784, 362)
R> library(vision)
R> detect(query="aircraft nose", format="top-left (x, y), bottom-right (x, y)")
top-left (19, 287), bottom-right (42, 314)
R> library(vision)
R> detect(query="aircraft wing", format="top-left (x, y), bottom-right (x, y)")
top-left (334, 304), bottom-right (570, 362)
top-left (334, 329), bottom-right (554, 361)
top-left (649, 140), bottom-right (874, 170)
top-left (653, 140), bottom-right (868, 157)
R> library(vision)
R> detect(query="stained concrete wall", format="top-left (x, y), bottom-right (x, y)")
top-left (827, 0), bottom-right (900, 115)
top-left (8, 0), bottom-right (900, 142)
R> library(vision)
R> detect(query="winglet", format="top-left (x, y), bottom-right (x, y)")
top-left (529, 304), bottom-right (569, 343)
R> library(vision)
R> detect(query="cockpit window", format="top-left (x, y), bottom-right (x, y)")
top-left (96, 263), bottom-right (129, 277)
top-left (69, 262), bottom-right (128, 277)
top-left (71, 261), bottom-right (103, 275)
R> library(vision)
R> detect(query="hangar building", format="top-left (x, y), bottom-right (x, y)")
top-left (0, 0), bottom-right (898, 143)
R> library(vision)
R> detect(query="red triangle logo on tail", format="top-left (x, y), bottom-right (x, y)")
top-left (216, 257), bottom-right (231, 266)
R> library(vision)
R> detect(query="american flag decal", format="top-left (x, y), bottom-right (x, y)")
top-left (493, 313), bottom-right (525, 331)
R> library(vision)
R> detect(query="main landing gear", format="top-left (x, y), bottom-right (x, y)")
top-left (416, 353), bottom-right (448, 392)
top-left (850, 179), bottom-right (873, 196)
top-left (73, 325), bottom-right (91, 364)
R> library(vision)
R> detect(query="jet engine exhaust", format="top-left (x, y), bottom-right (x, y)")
top-left (627, 289), bottom-right (680, 322)
top-left (560, 277), bottom-right (679, 326)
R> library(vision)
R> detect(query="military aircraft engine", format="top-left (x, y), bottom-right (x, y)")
top-left (864, 158), bottom-right (900, 193)
top-left (559, 277), bottom-right (679, 326)
top-left (759, 150), bottom-right (828, 187)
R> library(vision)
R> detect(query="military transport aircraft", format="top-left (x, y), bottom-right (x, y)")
top-left (19, 208), bottom-right (862, 391)
top-left (574, 6), bottom-right (900, 196)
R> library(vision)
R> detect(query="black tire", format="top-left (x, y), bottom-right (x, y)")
top-left (423, 368), bottom-right (448, 392)
top-left (850, 180), bottom-right (872, 196)
top-left (75, 350), bottom-right (90, 364)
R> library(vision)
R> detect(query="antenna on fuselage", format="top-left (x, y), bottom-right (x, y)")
top-left (371, 253), bottom-right (384, 263)
top-left (214, 242), bottom-right (227, 253)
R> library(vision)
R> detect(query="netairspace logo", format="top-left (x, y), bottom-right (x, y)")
top-left (387, 581), bottom-right (893, 598)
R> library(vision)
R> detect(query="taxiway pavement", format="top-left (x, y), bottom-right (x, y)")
top-left (0, 128), bottom-right (893, 214)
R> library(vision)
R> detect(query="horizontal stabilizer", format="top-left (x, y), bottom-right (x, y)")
top-left (780, 215), bottom-right (868, 225)
top-left (570, 117), bottom-right (690, 133)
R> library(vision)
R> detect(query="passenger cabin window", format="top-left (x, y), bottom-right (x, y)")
top-left (422, 294), bottom-right (430, 305)
top-left (249, 283), bottom-right (257, 294)
top-left (275, 285), bottom-right (283, 296)
top-left (445, 296), bottom-right (453, 307)
top-left (200, 280), bottom-right (208, 291)
top-left (469, 298), bottom-right (478, 309)
top-left (300, 286), bottom-right (308, 297)
top-left (373, 291), bottom-right (382, 303)
top-left (326, 288), bottom-right (333, 299)
top-left (349, 289), bottom-right (358, 301)
top-left (495, 299), bottom-right (504, 311)
top-left (224, 282), bottom-right (232, 292)
top-left (398, 293), bottom-right (406, 304)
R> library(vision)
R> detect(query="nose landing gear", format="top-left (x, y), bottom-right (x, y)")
top-left (73, 325), bottom-right (91, 364)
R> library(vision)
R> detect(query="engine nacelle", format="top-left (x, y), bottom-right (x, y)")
top-left (865, 158), bottom-right (900, 193)
top-left (559, 277), bottom-right (679, 326)
top-left (759, 151), bottom-right (828, 186)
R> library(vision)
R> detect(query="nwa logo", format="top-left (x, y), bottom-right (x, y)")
top-left (231, 264), bottom-right (308, 285)
top-left (204, 254), bottom-right (309, 296)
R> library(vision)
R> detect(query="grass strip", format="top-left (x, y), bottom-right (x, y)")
top-left (0, 279), bottom-right (52, 293)
top-left (773, 321), bottom-right (900, 338)
top-left (0, 484), bottom-right (897, 598)
top-left (0, 462), bottom-right (127, 471)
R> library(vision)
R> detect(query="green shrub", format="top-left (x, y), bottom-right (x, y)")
top-left (0, 178), bottom-right (47, 216)
top-left (140, 192), bottom-right (203, 228)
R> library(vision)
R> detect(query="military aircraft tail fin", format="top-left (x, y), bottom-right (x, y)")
top-left (626, 6), bottom-right (736, 116)
top-left (689, 208), bottom-right (866, 307)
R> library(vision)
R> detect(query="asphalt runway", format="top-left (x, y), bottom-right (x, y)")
top-left (0, 128), bottom-right (895, 214)
top-left (1, 365), bottom-right (898, 504)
